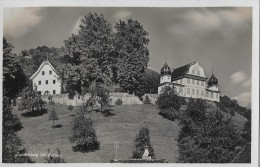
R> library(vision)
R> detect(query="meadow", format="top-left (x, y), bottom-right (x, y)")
top-left (13, 104), bottom-right (180, 163)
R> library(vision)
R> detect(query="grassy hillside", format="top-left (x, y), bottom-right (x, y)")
top-left (13, 104), bottom-right (179, 163)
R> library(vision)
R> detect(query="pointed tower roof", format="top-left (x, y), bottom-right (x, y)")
top-left (208, 69), bottom-right (218, 86)
top-left (160, 62), bottom-right (171, 75)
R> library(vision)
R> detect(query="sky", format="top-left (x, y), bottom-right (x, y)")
top-left (3, 7), bottom-right (252, 107)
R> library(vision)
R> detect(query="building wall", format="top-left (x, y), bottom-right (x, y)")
top-left (158, 61), bottom-right (220, 102)
top-left (41, 93), bottom-right (159, 106)
top-left (32, 64), bottom-right (62, 95)
top-left (160, 74), bottom-right (171, 84)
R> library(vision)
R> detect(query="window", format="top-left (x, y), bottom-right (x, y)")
top-left (49, 70), bottom-right (52, 75)
top-left (201, 90), bottom-right (203, 96)
top-left (192, 89), bottom-right (195, 95)
top-left (53, 90), bottom-right (56, 94)
top-left (38, 91), bottom-right (41, 95)
top-left (46, 80), bottom-right (48, 84)
top-left (187, 78), bottom-right (190, 84)
top-left (192, 79), bottom-right (195, 84)
top-left (211, 93), bottom-right (214, 98)
top-left (38, 81), bottom-right (41, 85)
top-left (201, 81), bottom-right (204, 86)
top-left (53, 80), bottom-right (56, 84)
top-left (196, 89), bottom-right (199, 95)
top-left (216, 94), bottom-right (219, 99)
top-left (187, 88), bottom-right (190, 94)
top-left (192, 69), bottom-right (195, 74)
top-left (42, 71), bottom-right (45, 75)
top-left (206, 92), bottom-right (209, 97)
top-left (197, 70), bottom-right (200, 76)
top-left (197, 80), bottom-right (200, 85)
top-left (179, 87), bottom-right (182, 93)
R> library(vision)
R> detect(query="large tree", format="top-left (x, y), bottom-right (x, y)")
top-left (3, 37), bottom-right (27, 99)
top-left (177, 100), bottom-right (245, 163)
top-left (114, 19), bottom-right (149, 97)
top-left (59, 13), bottom-right (150, 101)
top-left (3, 38), bottom-right (32, 163)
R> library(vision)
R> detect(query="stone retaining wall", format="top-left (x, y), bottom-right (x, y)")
top-left (42, 93), bottom-right (159, 106)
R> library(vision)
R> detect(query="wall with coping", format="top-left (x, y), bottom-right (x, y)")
top-left (42, 93), bottom-right (159, 106)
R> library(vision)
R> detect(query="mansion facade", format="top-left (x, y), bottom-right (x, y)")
top-left (158, 61), bottom-right (220, 102)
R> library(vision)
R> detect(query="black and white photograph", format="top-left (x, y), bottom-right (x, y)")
top-left (1, 0), bottom-right (259, 166)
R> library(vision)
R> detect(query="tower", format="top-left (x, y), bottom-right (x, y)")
top-left (207, 70), bottom-right (219, 91)
top-left (160, 62), bottom-right (172, 84)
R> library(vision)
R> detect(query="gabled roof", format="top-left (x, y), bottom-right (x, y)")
top-left (171, 62), bottom-right (196, 79)
top-left (29, 60), bottom-right (59, 80)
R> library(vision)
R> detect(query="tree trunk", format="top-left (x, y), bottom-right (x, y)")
top-left (53, 119), bottom-right (54, 127)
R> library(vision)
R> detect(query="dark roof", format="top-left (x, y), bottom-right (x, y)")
top-left (231, 143), bottom-right (251, 163)
top-left (171, 62), bottom-right (195, 79)
top-left (160, 62), bottom-right (171, 75)
top-left (208, 74), bottom-right (218, 86)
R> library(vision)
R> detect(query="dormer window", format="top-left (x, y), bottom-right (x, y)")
top-left (49, 70), bottom-right (52, 75)
top-left (192, 69), bottom-right (195, 74)
top-left (42, 71), bottom-right (45, 75)
top-left (197, 70), bottom-right (200, 76)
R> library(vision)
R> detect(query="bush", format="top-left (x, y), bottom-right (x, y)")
top-left (156, 86), bottom-right (184, 121)
top-left (159, 108), bottom-right (178, 121)
top-left (67, 105), bottom-right (74, 110)
top-left (177, 102), bottom-right (246, 163)
top-left (143, 95), bottom-right (151, 104)
top-left (69, 116), bottom-right (100, 152)
top-left (18, 86), bottom-right (46, 115)
top-left (115, 98), bottom-right (123, 105)
top-left (132, 127), bottom-right (156, 159)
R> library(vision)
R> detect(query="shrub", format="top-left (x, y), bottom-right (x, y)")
top-left (67, 105), bottom-right (74, 111)
top-left (177, 103), bottom-right (246, 163)
top-left (132, 127), bottom-right (156, 159)
top-left (143, 95), bottom-right (151, 104)
top-left (69, 116), bottom-right (100, 152)
top-left (159, 108), bottom-right (178, 121)
top-left (18, 86), bottom-right (46, 116)
top-left (115, 98), bottom-right (123, 105)
top-left (156, 86), bottom-right (184, 121)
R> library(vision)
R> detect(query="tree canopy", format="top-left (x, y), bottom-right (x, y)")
top-left (3, 37), bottom-right (27, 99)
top-left (58, 13), bottom-right (150, 99)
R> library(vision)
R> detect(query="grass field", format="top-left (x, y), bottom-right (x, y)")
top-left (13, 104), bottom-right (180, 163)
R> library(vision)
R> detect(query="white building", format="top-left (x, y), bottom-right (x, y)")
top-left (158, 61), bottom-right (220, 102)
top-left (30, 60), bottom-right (62, 95)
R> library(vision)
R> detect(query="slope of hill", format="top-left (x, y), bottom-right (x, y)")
top-left (13, 104), bottom-right (179, 163)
